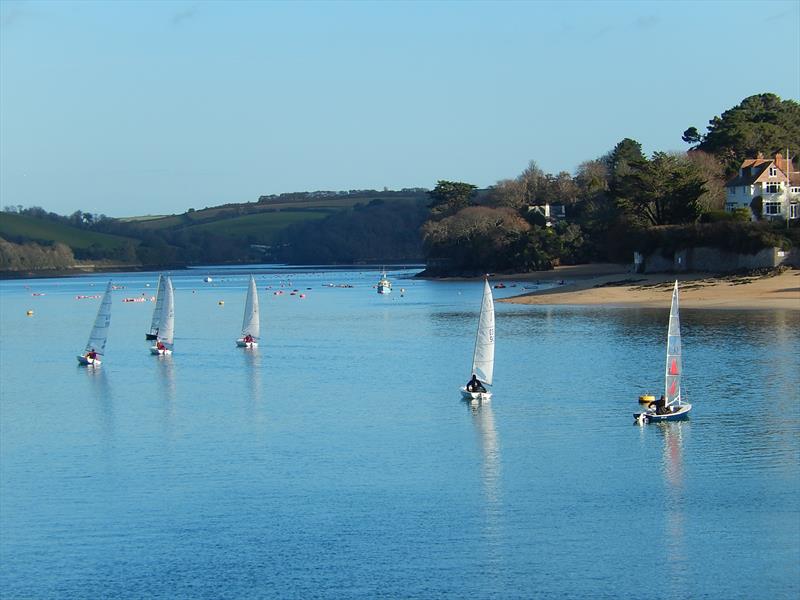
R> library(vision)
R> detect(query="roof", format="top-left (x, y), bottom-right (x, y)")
top-left (726, 153), bottom-right (800, 187)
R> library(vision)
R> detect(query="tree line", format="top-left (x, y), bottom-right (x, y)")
top-left (420, 93), bottom-right (800, 275)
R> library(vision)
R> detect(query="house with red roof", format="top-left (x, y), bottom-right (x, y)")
top-left (725, 153), bottom-right (800, 220)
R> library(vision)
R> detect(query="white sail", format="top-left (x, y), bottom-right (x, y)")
top-left (148, 274), bottom-right (164, 336)
top-left (84, 282), bottom-right (113, 356)
top-left (241, 275), bottom-right (260, 340)
top-left (471, 278), bottom-right (496, 385)
top-left (158, 277), bottom-right (175, 349)
top-left (664, 280), bottom-right (682, 408)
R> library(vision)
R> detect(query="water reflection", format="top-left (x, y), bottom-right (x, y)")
top-left (243, 348), bottom-right (264, 423)
top-left (658, 422), bottom-right (688, 598)
top-left (156, 356), bottom-right (176, 422)
top-left (85, 367), bottom-right (114, 447)
top-left (467, 399), bottom-right (503, 557)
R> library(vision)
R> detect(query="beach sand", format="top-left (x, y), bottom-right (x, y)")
top-left (496, 264), bottom-right (800, 310)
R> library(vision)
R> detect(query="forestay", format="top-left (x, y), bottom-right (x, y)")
top-left (159, 277), bottom-right (175, 349)
top-left (241, 275), bottom-right (260, 340)
top-left (665, 280), bottom-right (682, 408)
top-left (472, 279), bottom-right (495, 385)
top-left (84, 282), bottom-right (113, 356)
top-left (148, 274), bottom-right (164, 336)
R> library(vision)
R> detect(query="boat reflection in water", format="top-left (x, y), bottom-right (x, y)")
top-left (243, 347), bottom-right (265, 425)
top-left (468, 399), bottom-right (503, 558)
top-left (157, 355), bottom-right (177, 428)
top-left (659, 421), bottom-right (688, 598)
top-left (85, 366), bottom-right (115, 449)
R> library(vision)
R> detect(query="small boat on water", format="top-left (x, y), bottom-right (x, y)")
top-left (634, 280), bottom-right (692, 424)
top-left (77, 282), bottom-right (113, 367)
top-left (145, 274), bottom-right (164, 340)
top-left (236, 275), bottom-right (260, 348)
top-left (377, 271), bottom-right (392, 294)
top-left (150, 277), bottom-right (175, 356)
top-left (460, 278), bottom-right (495, 401)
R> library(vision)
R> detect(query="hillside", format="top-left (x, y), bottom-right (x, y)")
top-left (0, 212), bottom-right (138, 250)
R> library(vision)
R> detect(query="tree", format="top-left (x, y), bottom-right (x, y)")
top-left (682, 93), bottom-right (800, 174)
top-left (615, 152), bottom-right (706, 226)
top-left (427, 180), bottom-right (477, 219)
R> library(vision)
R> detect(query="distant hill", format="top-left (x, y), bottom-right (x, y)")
top-left (0, 212), bottom-right (138, 250)
top-left (1, 188), bottom-right (432, 272)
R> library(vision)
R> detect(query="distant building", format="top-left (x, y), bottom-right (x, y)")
top-left (725, 153), bottom-right (800, 220)
top-left (527, 203), bottom-right (566, 227)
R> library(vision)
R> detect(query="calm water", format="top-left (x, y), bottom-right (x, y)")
top-left (1, 266), bottom-right (798, 599)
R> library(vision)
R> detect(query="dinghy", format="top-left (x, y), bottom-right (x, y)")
top-left (77, 281), bottom-right (113, 367)
top-left (145, 274), bottom-right (164, 340)
top-left (461, 278), bottom-right (495, 401)
top-left (236, 275), bottom-right (260, 348)
top-left (635, 280), bottom-right (692, 424)
top-left (150, 277), bottom-right (174, 356)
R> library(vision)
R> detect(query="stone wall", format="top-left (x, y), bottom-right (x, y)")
top-left (635, 246), bottom-right (798, 273)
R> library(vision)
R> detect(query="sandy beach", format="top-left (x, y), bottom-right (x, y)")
top-left (497, 264), bottom-right (800, 310)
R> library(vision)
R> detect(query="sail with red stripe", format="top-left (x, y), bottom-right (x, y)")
top-left (664, 280), bottom-right (682, 408)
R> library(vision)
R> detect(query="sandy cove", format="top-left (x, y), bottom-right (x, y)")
top-left (496, 264), bottom-right (800, 310)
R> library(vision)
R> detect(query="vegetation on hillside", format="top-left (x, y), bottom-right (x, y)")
top-left (1, 93), bottom-right (797, 274)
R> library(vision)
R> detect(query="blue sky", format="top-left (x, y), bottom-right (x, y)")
top-left (1, 0), bottom-right (798, 217)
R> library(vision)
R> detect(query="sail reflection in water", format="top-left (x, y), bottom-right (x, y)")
top-left (157, 356), bottom-right (177, 423)
top-left (469, 399), bottom-right (503, 558)
top-left (660, 422), bottom-right (688, 598)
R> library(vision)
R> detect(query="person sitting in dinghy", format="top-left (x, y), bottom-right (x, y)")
top-left (86, 348), bottom-right (98, 361)
top-left (466, 374), bottom-right (487, 393)
top-left (156, 341), bottom-right (166, 352)
top-left (648, 395), bottom-right (670, 415)
top-left (244, 334), bottom-right (254, 344)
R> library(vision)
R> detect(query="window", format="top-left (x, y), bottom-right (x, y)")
top-left (765, 182), bottom-right (780, 193)
top-left (763, 201), bottom-right (781, 215)
top-left (791, 187), bottom-right (800, 194)
top-left (790, 204), bottom-right (799, 219)
top-left (769, 166), bottom-right (778, 177)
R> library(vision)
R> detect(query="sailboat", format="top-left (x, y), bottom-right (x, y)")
top-left (461, 278), bottom-right (495, 401)
top-left (150, 276), bottom-right (174, 356)
top-left (77, 281), bottom-right (113, 367)
top-left (236, 275), bottom-right (260, 348)
top-left (377, 270), bottom-right (392, 294)
top-left (635, 280), bottom-right (692, 423)
top-left (145, 274), bottom-right (164, 340)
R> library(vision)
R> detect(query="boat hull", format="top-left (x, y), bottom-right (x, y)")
top-left (150, 346), bottom-right (172, 356)
top-left (460, 386), bottom-right (492, 401)
top-left (378, 286), bottom-right (391, 294)
top-left (145, 333), bottom-right (157, 340)
top-left (634, 403), bottom-right (692, 423)
top-left (236, 339), bottom-right (258, 348)
top-left (76, 355), bottom-right (101, 367)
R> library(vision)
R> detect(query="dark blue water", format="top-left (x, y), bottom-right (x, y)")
top-left (1, 267), bottom-right (798, 598)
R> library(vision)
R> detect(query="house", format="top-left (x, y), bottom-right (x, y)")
top-left (725, 153), bottom-right (800, 220)
top-left (527, 203), bottom-right (566, 227)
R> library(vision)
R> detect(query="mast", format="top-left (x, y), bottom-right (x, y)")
top-left (664, 280), bottom-right (682, 407)
top-left (241, 275), bottom-right (260, 340)
top-left (471, 278), bottom-right (496, 385)
top-left (159, 277), bottom-right (175, 349)
top-left (149, 274), bottom-right (164, 335)
top-left (85, 282), bottom-right (113, 356)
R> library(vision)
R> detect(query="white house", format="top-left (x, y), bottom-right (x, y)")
top-left (725, 153), bottom-right (800, 220)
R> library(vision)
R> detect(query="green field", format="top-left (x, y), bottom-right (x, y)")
top-left (0, 212), bottom-right (138, 249)
top-left (185, 210), bottom-right (330, 240)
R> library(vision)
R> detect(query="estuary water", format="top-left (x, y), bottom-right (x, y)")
top-left (1, 266), bottom-right (798, 599)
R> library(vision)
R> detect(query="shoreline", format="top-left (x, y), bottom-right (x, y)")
top-left (495, 264), bottom-right (800, 311)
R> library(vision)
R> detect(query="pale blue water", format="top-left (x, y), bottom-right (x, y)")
top-left (1, 266), bottom-right (798, 599)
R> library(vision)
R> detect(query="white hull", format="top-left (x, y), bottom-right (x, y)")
top-left (378, 286), bottom-right (391, 294)
top-left (460, 386), bottom-right (492, 401)
top-left (236, 339), bottom-right (258, 348)
top-left (150, 346), bottom-right (172, 356)
top-left (77, 355), bottom-right (101, 367)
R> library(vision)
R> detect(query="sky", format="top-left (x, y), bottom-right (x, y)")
top-left (1, 0), bottom-right (799, 218)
